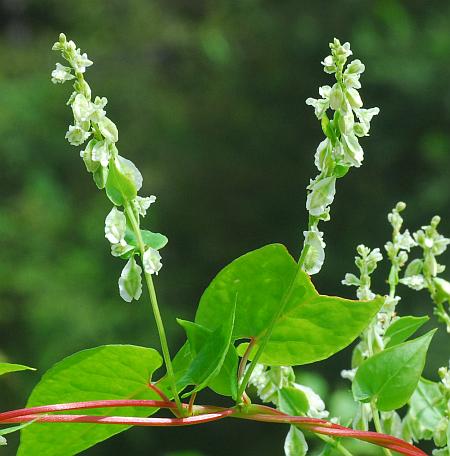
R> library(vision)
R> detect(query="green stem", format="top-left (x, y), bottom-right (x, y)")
top-left (371, 401), bottom-right (392, 456)
top-left (317, 434), bottom-right (354, 456)
top-left (236, 244), bottom-right (310, 401)
top-left (125, 204), bottom-right (183, 415)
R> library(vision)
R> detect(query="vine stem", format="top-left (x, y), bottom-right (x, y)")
top-left (125, 204), bottom-right (183, 415)
top-left (236, 244), bottom-right (310, 401)
top-left (371, 401), bottom-right (393, 456)
top-left (0, 402), bottom-right (427, 456)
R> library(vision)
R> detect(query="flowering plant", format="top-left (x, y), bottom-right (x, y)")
top-left (0, 35), bottom-right (448, 456)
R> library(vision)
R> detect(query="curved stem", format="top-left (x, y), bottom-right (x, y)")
top-left (0, 400), bottom-right (176, 422)
top-left (2, 410), bottom-right (234, 427)
top-left (125, 204), bottom-right (183, 415)
top-left (0, 401), bottom-right (427, 456)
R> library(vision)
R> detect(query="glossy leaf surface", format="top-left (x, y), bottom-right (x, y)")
top-left (19, 345), bottom-right (162, 456)
top-left (384, 315), bottom-right (429, 348)
top-left (352, 331), bottom-right (435, 411)
top-left (196, 244), bottom-right (383, 366)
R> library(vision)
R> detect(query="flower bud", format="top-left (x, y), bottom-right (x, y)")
top-left (105, 207), bottom-right (126, 244)
top-left (118, 257), bottom-right (143, 302)
top-left (143, 247), bottom-right (163, 275)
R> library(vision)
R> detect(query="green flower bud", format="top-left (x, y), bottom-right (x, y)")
top-left (434, 277), bottom-right (450, 303)
top-left (80, 139), bottom-right (100, 173)
top-left (118, 257), bottom-right (143, 302)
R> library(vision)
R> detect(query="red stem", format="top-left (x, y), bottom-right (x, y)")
top-left (147, 383), bottom-right (170, 403)
top-left (238, 337), bottom-right (256, 381)
top-left (241, 413), bottom-right (427, 456)
top-left (0, 400), bottom-right (175, 422)
top-left (1, 410), bottom-right (234, 427)
top-left (0, 401), bottom-right (428, 455)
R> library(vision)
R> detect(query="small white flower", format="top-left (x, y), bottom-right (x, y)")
top-left (51, 63), bottom-right (75, 84)
top-left (72, 93), bottom-right (93, 123)
top-left (329, 83), bottom-right (344, 110)
top-left (306, 176), bottom-right (336, 216)
top-left (111, 242), bottom-right (134, 258)
top-left (65, 125), bottom-right (91, 146)
top-left (80, 139), bottom-right (100, 172)
top-left (302, 228), bottom-right (326, 275)
top-left (314, 138), bottom-right (332, 172)
top-left (346, 87), bottom-right (363, 109)
top-left (134, 195), bottom-right (156, 217)
top-left (98, 116), bottom-right (118, 143)
top-left (341, 132), bottom-right (364, 167)
top-left (72, 50), bottom-right (93, 73)
top-left (90, 96), bottom-right (107, 123)
top-left (92, 140), bottom-right (111, 167)
top-left (400, 274), bottom-right (426, 291)
top-left (118, 257), bottom-right (142, 302)
top-left (143, 247), bottom-right (162, 275)
top-left (293, 383), bottom-right (328, 419)
top-left (105, 207), bottom-right (127, 245)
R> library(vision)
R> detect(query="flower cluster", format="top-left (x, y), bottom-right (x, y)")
top-left (302, 39), bottom-right (379, 275)
top-left (249, 364), bottom-right (328, 456)
top-left (400, 215), bottom-right (450, 331)
top-left (51, 33), bottom-right (165, 302)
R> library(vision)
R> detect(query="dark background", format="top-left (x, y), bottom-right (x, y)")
top-left (1, 0), bottom-right (449, 454)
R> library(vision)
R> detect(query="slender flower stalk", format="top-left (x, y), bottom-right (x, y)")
top-left (50, 33), bottom-right (182, 414)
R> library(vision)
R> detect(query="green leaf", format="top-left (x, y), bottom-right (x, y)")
top-left (196, 244), bottom-right (383, 366)
top-left (352, 330), bottom-right (435, 411)
top-left (284, 426), bottom-right (308, 456)
top-left (125, 228), bottom-right (168, 251)
top-left (175, 320), bottom-right (238, 398)
top-left (18, 345), bottom-right (162, 456)
top-left (403, 378), bottom-right (446, 442)
top-left (178, 298), bottom-right (236, 397)
top-left (105, 158), bottom-right (137, 206)
top-left (384, 315), bottom-right (429, 348)
top-left (278, 386), bottom-right (309, 416)
top-left (0, 363), bottom-right (35, 376)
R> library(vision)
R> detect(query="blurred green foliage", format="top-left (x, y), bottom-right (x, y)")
top-left (0, 0), bottom-right (449, 454)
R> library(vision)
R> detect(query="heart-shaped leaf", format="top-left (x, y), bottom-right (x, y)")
top-left (196, 244), bottom-right (383, 366)
top-left (352, 331), bottom-right (435, 411)
top-left (19, 345), bottom-right (162, 456)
